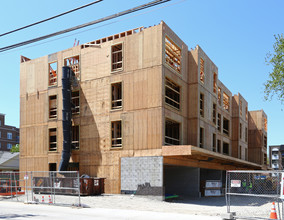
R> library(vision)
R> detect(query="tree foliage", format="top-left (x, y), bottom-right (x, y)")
top-left (10, 144), bottom-right (19, 153)
top-left (264, 34), bottom-right (284, 102)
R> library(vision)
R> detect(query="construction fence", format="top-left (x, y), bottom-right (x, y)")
top-left (0, 171), bottom-right (83, 206)
top-left (226, 170), bottom-right (284, 220)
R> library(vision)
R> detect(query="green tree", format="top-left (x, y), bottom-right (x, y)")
top-left (264, 34), bottom-right (284, 102)
top-left (10, 144), bottom-right (19, 153)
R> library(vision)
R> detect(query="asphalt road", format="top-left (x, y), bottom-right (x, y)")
top-left (0, 201), bottom-right (221, 220)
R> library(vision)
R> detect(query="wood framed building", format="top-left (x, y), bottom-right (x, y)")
top-left (20, 21), bottom-right (267, 198)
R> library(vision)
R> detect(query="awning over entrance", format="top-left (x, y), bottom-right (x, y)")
top-left (162, 145), bottom-right (263, 170)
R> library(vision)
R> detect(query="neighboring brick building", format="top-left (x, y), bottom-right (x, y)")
top-left (20, 21), bottom-right (267, 197)
top-left (0, 113), bottom-right (19, 151)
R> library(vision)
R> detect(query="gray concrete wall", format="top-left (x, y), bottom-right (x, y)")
top-left (164, 165), bottom-right (200, 197)
top-left (121, 156), bottom-right (163, 196)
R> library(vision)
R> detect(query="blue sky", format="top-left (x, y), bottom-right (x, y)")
top-left (0, 0), bottom-right (283, 148)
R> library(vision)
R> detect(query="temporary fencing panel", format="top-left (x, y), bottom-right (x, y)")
top-left (0, 171), bottom-right (81, 206)
top-left (226, 170), bottom-right (283, 220)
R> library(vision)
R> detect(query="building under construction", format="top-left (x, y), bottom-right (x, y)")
top-left (19, 21), bottom-right (268, 197)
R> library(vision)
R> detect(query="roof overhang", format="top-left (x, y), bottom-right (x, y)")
top-left (162, 145), bottom-right (263, 170)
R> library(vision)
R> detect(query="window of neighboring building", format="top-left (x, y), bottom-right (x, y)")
top-left (218, 87), bottom-right (222, 105)
top-left (72, 125), bottom-right (80, 150)
top-left (64, 55), bottom-right (80, 80)
top-left (111, 121), bottom-right (122, 148)
top-left (49, 128), bottom-right (57, 151)
top-left (212, 103), bottom-right (216, 124)
top-left (200, 58), bottom-right (205, 83)
top-left (111, 43), bottom-right (123, 72)
top-left (240, 123), bottom-right (242, 139)
top-left (213, 72), bottom-right (217, 94)
top-left (165, 78), bottom-right (180, 110)
top-left (49, 95), bottom-right (57, 119)
top-left (48, 62), bottom-right (57, 87)
top-left (72, 90), bottom-right (80, 114)
top-left (7, 132), bottom-right (12, 140)
top-left (212, 133), bottom-right (216, 152)
top-left (223, 142), bottom-right (229, 155)
top-left (7, 143), bottom-right (12, 150)
top-left (217, 113), bottom-right (221, 132)
top-left (223, 92), bottom-right (230, 112)
top-left (199, 127), bottom-right (204, 148)
top-left (200, 93), bottom-right (204, 117)
top-left (245, 148), bottom-right (248, 160)
top-left (165, 119), bottom-right (180, 145)
top-left (217, 139), bottom-right (221, 153)
top-left (165, 36), bottom-right (181, 73)
top-left (239, 100), bottom-right (242, 116)
top-left (111, 82), bottom-right (123, 110)
top-left (223, 117), bottom-right (229, 136)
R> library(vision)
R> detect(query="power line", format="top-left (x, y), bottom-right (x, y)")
top-left (0, 0), bottom-right (185, 55)
top-left (0, 0), bottom-right (171, 53)
top-left (0, 0), bottom-right (103, 38)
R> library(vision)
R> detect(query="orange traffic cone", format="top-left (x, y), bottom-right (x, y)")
top-left (48, 195), bottom-right (52, 204)
top-left (270, 202), bottom-right (278, 219)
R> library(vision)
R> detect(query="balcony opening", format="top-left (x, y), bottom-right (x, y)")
top-left (49, 128), bottom-right (57, 151)
top-left (48, 62), bottom-right (57, 86)
top-left (212, 133), bottom-right (216, 152)
top-left (111, 43), bottom-right (123, 71)
top-left (200, 93), bottom-right (204, 117)
top-left (72, 90), bottom-right (80, 114)
top-left (223, 92), bottom-right (230, 112)
top-left (49, 95), bottom-right (57, 119)
top-left (217, 113), bottom-right (221, 132)
top-left (223, 142), bottom-right (229, 155)
top-left (199, 127), bottom-right (204, 148)
top-left (111, 121), bottom-right (122, 148)
top-left (213, 72), bottom-right (217, 93)
top-left (223, 117), bottom-right (229, 136)
top-left (212, 103), bottom-right (216, 124)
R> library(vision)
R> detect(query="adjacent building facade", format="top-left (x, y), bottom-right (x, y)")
top-left (20, 21), bottom-right (267, 197)
top-left (0, 113), bottom-right (19, 151)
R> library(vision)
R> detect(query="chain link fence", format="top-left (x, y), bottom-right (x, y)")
top-left (0, 171), bottom-right (81, 207)
top-left (226, 170), bottom-right (284, 220)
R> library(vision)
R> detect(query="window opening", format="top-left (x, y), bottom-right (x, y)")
top-left (111, 121), bottom-right (122, 148)
top-left (217, 139), bottom-right (221, 153)
top-left (165, 36), bottom-right (181, 73)
top-left (212, 133), bottom-right (216, 152)
top-left (239, 146), bottom-right (242, 159)
top-left (240, 123), bottom-right (242, 139)
top-left (49, 95), bottom-right (57, 119)
top-left (217, 113), bottom-right (221, 131)
top-left (165, 78), bottom-right (180, 110)
top-left (223, 142), bottom-right (229, 155)
top-left (7, 143), bottom-right (12, 150)
top-left (111, 82), bottom-right (122, 110)
top-left (72, 125), bottom-right (79, 150)
top-left (200, 58), bottom-right (205, 83)
top-left (245, 148), bottom-right (248, 160)
top-left (48, 62), bottom-right (57, 86)
top-left (72, 91), bottom-right (80, 114)
top-left (245, 107), bottom-right (248, 121)
top-left (223, 92), bottom-right (230, 112)
top-left (264, 153), bottom-right (267, 165)
top-left (165, 120), bottom-right (180, 145)
top-left (218, 87), bottom-right (222, 105)
top-left (223, 117), bottom-right (229, 136)
top-left (245, 127), bottom-right (248, 142)
top-left (49, 163), bottom-right (56, 172)
top-left (64, 55), bottom-right (80, 80)
top-left (212, 103), bottom-right (216, 124)
top-left (200, 93), bottom-right (204, 117)
top-left (49, 128), bottom-right (57, 151)
top-left (264, 135), bottom-right (267, 149)
top-left (199, 127), bottom-right (204, 148)
top-left (213, 72), bottom-right (217, 93)
top-left (240, 100), bottom-right (242, 116)
top-left (264, 118), bottom-right (267, 132)
top-left (111, 44), bottom-right (123, 71)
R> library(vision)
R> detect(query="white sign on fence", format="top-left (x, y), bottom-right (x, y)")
top-left (231, 180), bottom-right (241, 187)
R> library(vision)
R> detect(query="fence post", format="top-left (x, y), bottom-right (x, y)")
top-left (78, 171), bottom-right (81, 207)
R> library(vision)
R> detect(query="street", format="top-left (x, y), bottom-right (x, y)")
top-left (0, 201), bottom-right (221, 220)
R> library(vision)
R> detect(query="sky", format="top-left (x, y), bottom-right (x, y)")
top-left (0, 0), bottom-right (283, 148)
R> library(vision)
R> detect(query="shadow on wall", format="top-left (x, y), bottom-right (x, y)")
top-left (71, 85), bottom-right (102, 177)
